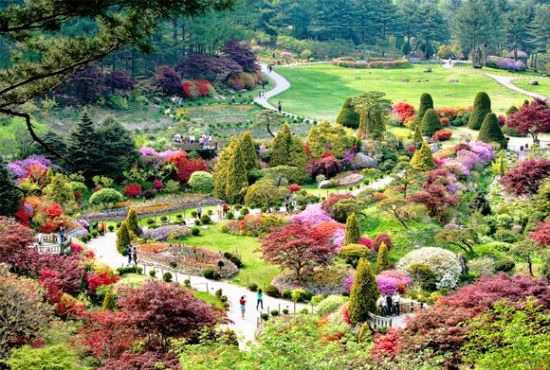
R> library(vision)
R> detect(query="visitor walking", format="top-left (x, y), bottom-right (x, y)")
top-left (240, 296), bottom-right (247, 318)
top-left (386, 295), bottom-right (393, 316)
top-left (380, 295), bottom-right (388, 315)
top-left (256, 289), bottom-right (264, 310)
top-left (392, 293), bottom-right (400, 315)
top-left (197, 206), bottom-right (203, 220)
top-left (133, 247), bottom-right (138, 266)
top-left (277, 100), bottom-right (282, 113)
top-left (127, 245), bottom-right (133, 265)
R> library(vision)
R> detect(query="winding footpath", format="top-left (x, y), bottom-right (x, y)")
top-left (482, 72), bottom-right (548, 101)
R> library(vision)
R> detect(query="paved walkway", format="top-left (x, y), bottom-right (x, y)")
top-left (255, 64), bottom-right (291, 111)
top-left (482, 72), bottom-right (548, 101)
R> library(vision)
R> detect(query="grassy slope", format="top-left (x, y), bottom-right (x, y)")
top-left (511, 78), bottom-right (550, 98)
top-left (271, 64), bottom-right (528, 120)
top-left (181, 224), bottom-right (279, 289)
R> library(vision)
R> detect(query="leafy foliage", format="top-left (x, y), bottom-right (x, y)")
top-left (348, 258), bottom-right (379, 325)
top-left (506, 99), bottom-right (550, 142)
top-left (500, 158), bottom-right (550, 196)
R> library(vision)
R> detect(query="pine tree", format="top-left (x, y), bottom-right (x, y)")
top-left (102, 288), bottom-right (117, 310)
top-left (68, 113), bottom-right (102, 179)
top-left (413, 120), bottom-right (423, 144)
top-left (468, 92), bottom-right (491, 130)
top-left (125, 208), bottom-right (140, 236)
top-left (348, 258), bottom-right (379, 325)
top-left (336, 97), bottom-right (360, 129)
top-left (96, 118), bottom-right (138, 181)
top-left (289, 136), bottom-right (309, 171)
top-left (367, 106), bottom-right (386, 140)
top-left (477, 113), bottom-right (507, 149)
top-left (410, 141), bottom-right (436, 171)
top-left (116, 221), bottom-right (131, 255)
top-left (420, 108), bottom-right (442, 137)
top-left (377, 242), bottom-right (390, 271)
top-left (344, 213), bottom-right (360, 245)
top-left (239, 131), bottom-right (259, 172)
top-left (357, 111), bottom-right (367, 138)
top-left (413, 93), bottom-right (434, 129)
top-left (270, 124), bottom-right (293, 166)
top-left (0, 159), bottom-right (21, 216)
top-left (31, 131), bottom-right (68, 165)
top-left (224, 145), bottom-right (249, 204)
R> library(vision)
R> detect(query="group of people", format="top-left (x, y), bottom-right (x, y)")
top-left (216, 203), bottom-right (230, 219)
top-left (239, 289), bottom-right (264, 319)
top-left (172, 133), bottom-right (216, 148)
top-left (127, 244), bottom-right (138, 266)
top-left (380, 293), bottom-right (401, 316)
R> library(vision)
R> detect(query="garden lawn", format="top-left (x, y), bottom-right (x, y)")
top-left (179, 223), bottom-right (279, 289)
top-left (272, 64), bottom-right (528, 120)
top-left (511, 78), bottom-right (550, 98)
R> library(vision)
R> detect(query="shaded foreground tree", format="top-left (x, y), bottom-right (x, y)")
top-left (260, 222), bottom-right (334, 280)
top-left (0, 0), bottom-right (233, 158)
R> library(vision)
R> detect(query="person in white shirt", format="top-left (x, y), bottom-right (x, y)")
top-left (392, 293), bottom-right (400, 315)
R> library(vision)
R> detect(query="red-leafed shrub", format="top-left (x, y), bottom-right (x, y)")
top-left (39, 221), bottom-right (58, 233)
top-left (309, 154), bottom-right (342, 179)
top-left (435, 107), bottom-right (458, 119)
top-left (289, 184), bottom-right (302, 193)
top-left (500, 158), bottom-right (550, 196)
top-left (0, 217), bottom-right (34, 265)
top-left (439, 117), bottom-right (450, 126)
top-left (392, 102), bottom-right (416, 123)
top-left (506, 98), bottom-right (550, 142)
top-left (182, 81), bottom-right (200, 99)
top-left (97, 351), bottom-right (181, 370)
top-left (432, 129), bottom-right (453, 141)
top-left (153, 179), bottom-right (164, 190)
top-left (195, 80), bottom-right (213, 96)
top-left (311, 221), bottom-right (344, 240)
top-left (406, 144), bottom-right (416, 154)
top-left (87, 271), bottom-right (121, 296)
top-left (530, 220), bottom-right (550, 246)
top-left (372, 329), bottom-right (402, 359)
top-left (358, 237), bottom-right (374, 249)
top-left (177, 158), bottom-right (208, 183)
top-left (153, 65), bottom-right (182, 96)
top-left (498, 115), bottom-right (506, 125)
top-left (43, 204), bottom-right (63, 219)
top-left (399, 274), bottom-right (550, 366)
top-left (321, 193), bottom-right (353, 214)
top-left (373, 233), bottom-right (393, 251)
top-left (123, 184), bottom-right (142, 198)
top-left (412, 184), bottom-right (458, 221)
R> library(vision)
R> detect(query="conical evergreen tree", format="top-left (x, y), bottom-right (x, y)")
top-left (116, 221), bottom-right (131, 255)
top-left (225, 145), bottom-right (249, 204)
top-left (413, 93), bottom-right (434, 128)
top-left (410, 141), bottom-right (436, 171)
top-left (344, 213), bottom-right (360, 245)
top-left (68, 113), bottom-right (102, 179)
top-left (44, 172), bottom-right (77, 213)
top-left (367, 107), bottom-right (386, 140)
top-left (336, 97), bottom-right (360, 129)
top-left (102, 288), bottom-right (117, 310)
top-left (477, 113), bottom-right (507, 149)
top-left (0, 159), bottom-right (21, 216)
top-left (357, 110), bottom-right (367, 138)
top-left (213, 137), bottom-right (238, 200)
top-left (468, 92), bottom-right (491, 130)
top-left (239, 131), bottom-right (259, 172)
top-left (413, 121), bottom-right (423, 145)
top-left (96, 118), bottom-right (138, 181)
top-left (31, 131), bottom-right (68, 165)
top-left (289, 136), bottom-right (309, 171)
top-left (348, 258), bottom-right (379, 325)
top-left (270, 124), bottom-right (293, 166)
top-left (377, 242), bottom-right (390, 271)
top-left (420, 108), bottom-right (442, 137)
top-left (125, 208), bottom-right (140, 236)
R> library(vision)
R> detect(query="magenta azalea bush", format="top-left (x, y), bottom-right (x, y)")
top-left (442, 141), bottom-right (494, 177)
top-left (332, 228), bottom-right (345, 248)
top-left (486, 56), bottom-right (526, 72)
top-left (375, 270), bottom-right (412, 295)
top-left (139, 147), bottom-right (180, 161)
top-left (343, 275), bottom-right (354, 293)
top-left (292, 204), bottom-right (333, 226)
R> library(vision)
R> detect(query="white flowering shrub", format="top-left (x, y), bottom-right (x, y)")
top-left (467, 257), bottom-right (495, 277)
top-left (397, 247), bottom-right (461, 289)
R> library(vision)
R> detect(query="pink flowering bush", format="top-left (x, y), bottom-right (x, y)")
top-left (332, 228), bottom-right (345, 248)
top-left (441, 141), bottom-right (494, 177)
top-left (292, 204), bottom-right (333, 226)
top-left (375, 270), bottom-right (412, 295)
top-left (343, 275), bottom-right (354, 293)
top-left (8, 155), bottom-right (52, 181)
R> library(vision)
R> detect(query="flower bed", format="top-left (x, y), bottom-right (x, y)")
top-left (141, 225), bottom-right (190, 241)
top-left (225, 214), bottom-right (288, 237)
top-left (332, 57), bottom-right (410, 69)
top-left (82, 195), bottom-right (221, 222)
top-left (485, 56), bottom-right (526, 72)
top-left (271, 265), bottom-right (353, 295)
top-left (137, 243), bottom-right (238, 278)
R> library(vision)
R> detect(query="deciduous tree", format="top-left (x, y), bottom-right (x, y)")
top-left (506, 99), bottom-right (550, 143)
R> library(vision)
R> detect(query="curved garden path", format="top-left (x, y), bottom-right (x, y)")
top-left (255, 63), bottom-right (291, 111)
top-left (482, 72), bottom-right (548, 101)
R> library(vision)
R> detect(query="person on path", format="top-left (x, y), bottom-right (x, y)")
top-left (392, 293), bottom-right (400, 315)
top-left (386, 295), bottom-right (393, 316)
top-left (277, 100), bottom-right (282, 113)
top-left (240, 296), bottom-right (247, 318)
top-left (127, 245), bottom-right (133, 265)
top-left (133, 247), bottom-right (138, 266)
top-left (223, 203), bottom-right (229, 218)
top-left (256, 289), bottom-right (264, 310)
top-left (197, 206), bottom-right (202, 220)
top-left (100, 222), bottom-right (106, 236)
top-left (380, 295), bottom-right (388, 316)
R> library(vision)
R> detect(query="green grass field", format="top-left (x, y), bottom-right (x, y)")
top-left (180, 224), bottom-right (279, 289)
top-left (271, 64), bottom-right (530, 120)
top-left (511, 78), bottom-right (550, 98)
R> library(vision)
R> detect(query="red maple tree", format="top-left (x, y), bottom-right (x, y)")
top-left (500, 158), bottom-right (550, 196)
top-left (506, 99), bottom-right (550, 142)
top-left (530, 220), bottom-right (550, 247)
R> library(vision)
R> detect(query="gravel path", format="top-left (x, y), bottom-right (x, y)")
top-left (482, 72), bottom-right (548, 101)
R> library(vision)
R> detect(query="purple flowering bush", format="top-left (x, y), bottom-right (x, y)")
top-left (332, 228), bottom-right (345, 249)
top-left (8, 155), bottom-right (52, 180)
top-left (442, 141), bottom-right (494, 177)
top-left (486, 56), bottom-right (526, 72)
top-left (141, 225), bottom-right (190, 241)
top-left (343, 275), bottom-right (354, 293)
top-left (375, 270), bottom-right (412, 295)
top-left (292, 204), bottom-right (333, 226)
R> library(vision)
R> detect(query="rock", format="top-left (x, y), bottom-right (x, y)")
top-left (319, 180), bottom-right (333, 189)
top-left (423, 67), bottom-right (432, 73)
top-left (530, 80), bottom-right (539, 86)
top-left (429, 143), bottom-right (441, 153)
top-left (448, 78), bottom-right (459, 83)
top-left (352, 152), bottom-right (378, 169)
top-left (401, 77), bottom-right (410, 82)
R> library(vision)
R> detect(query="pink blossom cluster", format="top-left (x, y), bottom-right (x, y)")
top-left (139, 147), bottom-right (181, 161)
top-left (292, 204), bottom-right (333, 225)
top-left (7, 155), bottom-right (52, 180)
top-left (442, 141), bottom-right (494, 177)
top-left (375, 270), bottom-right (412, 295)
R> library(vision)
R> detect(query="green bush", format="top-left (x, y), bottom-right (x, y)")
top-left (116, 266), bottom-right (143, 275)
top-left (200, 214), bottom-right (211, 224)
top-left (203, 269), bottom-right (220, 280)
top-left (282, 289), bottom-right (292, 299)
top-left (89, 188), bottom-right (124, 207)
top-left (477, 113), bottom-right (507, 149)
top-left (338, 244), bottom-right (371, 268)
top-left (191, 227), bottom-right (200, 236)
top-left (282, 308), bottom-right (289, 315)
top-left (406, 263), bottom-right (437, 291)
top-left (223, 252), bottom-right (242, 268)
top-left (163, 272), bottom-right (172, 282)
top-left (494, 229), bottom-right (519, 243)
top-left (271, 310), bottom-right (280, 317)
top-left (468, 92), bottom-right (491, 130)
top-left (261, 313), bottom-right (269, 321)
top-left (188, 171), bottom-right (214, 193)
top-left (149, 270), bottom-right (156, 277)
top-left (227, 211), bottom-right (234, 220)
top-left (265, 284), bottom-right (280, 298)
top-left (420, 108), bottom-right (442, 137)
top-left (316, 295), bottom-right (347, 316)
top-left (248, 283), bottom-right (258, 291)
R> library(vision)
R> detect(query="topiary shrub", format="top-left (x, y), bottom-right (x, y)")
top-left (420, 108), bottom-right (442, 137)
top-left (281, 289), bottom-right (292, 300)
top-left (248, 283), bottom-right (258, 291)
top-left (149, 270), bottom-right (156, 277)
top-left (477, 113), bottom-right (507, 149)
top-left (265, 284), bottom-right (280, 298)
top-left (413, 93), bottom-right (434, 129)
top-left (468, 92), bottom-right (491, 130)
top-left (336, 97), bottom-right (360, 129)
top-left (399, 247), bottom-right (461, 289)
top-left (188, 171), bottom-right (214, 193)
top-left (271, 310), bottom-right (279, 317)
top-left (261, 313), bottom-right (269, 321)
top-left (282, 308), bottom-right (289, 315)
top-left (203, 269), bottom-right (220, 280)
top-left (163, 272), bottom-right (172, 282)
top-left (338, 244), bottom-right (371, 268)
top-left (200, 214), bottom-right (211, 224)
top-left (89, 188), bottom-right (124, 207)
top-left (191, 227), bottom-right (200, 236)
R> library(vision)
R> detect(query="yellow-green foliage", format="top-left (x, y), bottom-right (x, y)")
top-left (307, 121), bottom-right (354, 158)
top-left (410, 141), bottom-right (435, 171)
top-left (348, 259), bottom-right (379, 325)
top-left (377, 242), bottom-right (390, 271)
top-left (344, 213), bottom-right (360, 245)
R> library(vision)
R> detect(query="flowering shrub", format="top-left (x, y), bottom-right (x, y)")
top-left (441, 141), bottom-right (494, 177)
top-left (332, 58), bottom-right (410, 69)
top-left (392, 102), bottom-right (416, 123)
top-left (153, 180), bottom-right (164, 190)
top-left (136, 243), bottom-right (170, 254)
top-left (343, 275), bottom-right (354, 293)
top-left (225, 214), bottom-right (287, 237)
top-left (182, 80), bottom-right (213, 98)
top-left (141, 225), bottom-right (190, 241)
top-left (375, 270), bottom-right (412, 295)
top-left (289, 184), bottom-right (302, 193)
top-left (372, 329), bottom-right (402, 359)
top-left (486, 56), bottom-right (526, 71)
top-left (397, 247), bottom-right (461, 289)
top-left (500, 159), bottom-right (550, 196)
top-left (168, 151), bottom-right (208, 182)
top-left (332, 228), bottom-right (345, 248)
top-left (439, 117), bottom-right (450, 126)
top-left (432, 129), bottom-right (453, 141)
top-left (292, 204), bottom-right (333, 226)
top-left (7, 155), bottom-right (52, 182)
top-left (357, 237), bottom-right (374, 249)
top-left (309, 154), bottom-right (342, 179)
top-left (123, 184), bottom-right (142, 198)
top-left (87, 271), bottom-right (120, 296)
